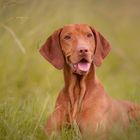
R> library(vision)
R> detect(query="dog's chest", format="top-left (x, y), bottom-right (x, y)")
top-left (66, 94), bottom-right (107, 131)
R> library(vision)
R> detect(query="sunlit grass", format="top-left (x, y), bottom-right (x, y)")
top-left (0, 0), bottom-right (140, 139)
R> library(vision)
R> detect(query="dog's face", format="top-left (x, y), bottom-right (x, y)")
top-left (40, 24), bottom-right (111, 75)
top-left (60, 24), bottom-right (96, 75)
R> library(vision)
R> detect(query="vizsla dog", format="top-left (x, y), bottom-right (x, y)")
top-left (40, 24), bottom-right (140, 137)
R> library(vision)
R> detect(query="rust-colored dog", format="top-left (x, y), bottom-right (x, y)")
top-left (40, 24), bottom-right (140, 137)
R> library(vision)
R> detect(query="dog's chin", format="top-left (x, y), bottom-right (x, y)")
top-left (70, 58), bottom-right (91, 75)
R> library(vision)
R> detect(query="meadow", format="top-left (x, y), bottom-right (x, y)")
top-left (0, 0), bottom-right (140, 139)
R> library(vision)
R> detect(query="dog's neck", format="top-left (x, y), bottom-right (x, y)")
top-left (64, 62), bottom-right (97, 89)
top-left (63, 63), bottom-right (98, 120)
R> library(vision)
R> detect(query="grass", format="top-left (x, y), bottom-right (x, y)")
top-left (0, 0), bottom-right (140, 139)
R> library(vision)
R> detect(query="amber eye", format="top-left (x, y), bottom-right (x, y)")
top-left (64, 35), bottom-right (71, 40)
top-left (87, 33), bottom-right (93, 38)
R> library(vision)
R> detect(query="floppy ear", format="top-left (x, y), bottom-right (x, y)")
top-left (90, 27), bottom-right (111, 67)
top-left (39, 28), bottom-right (64, 69)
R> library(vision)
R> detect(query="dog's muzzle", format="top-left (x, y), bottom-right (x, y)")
top-left (69, 58), bottom-right (91, 75)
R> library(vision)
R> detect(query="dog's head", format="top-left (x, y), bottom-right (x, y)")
top-left (40, 24), bottom-right (111, 75)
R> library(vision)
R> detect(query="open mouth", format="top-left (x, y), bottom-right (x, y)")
top-left (73, 58), bottom-right (91, 74)
top-left (77, 58), bottom-right (90, 72)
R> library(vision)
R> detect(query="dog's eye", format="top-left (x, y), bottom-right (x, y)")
top-left (87, 33), bottom-right (93, 38)
top-left (64, 35), bottom-right (71, 40)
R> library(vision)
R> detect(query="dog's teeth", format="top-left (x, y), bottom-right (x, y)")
top-left (73, 64), bottom-right (77, 68)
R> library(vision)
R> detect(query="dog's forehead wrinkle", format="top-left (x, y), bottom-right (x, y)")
top-left (62, 24), bottom-right (91, 35)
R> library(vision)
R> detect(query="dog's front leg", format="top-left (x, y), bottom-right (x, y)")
top-left (44, 105), bottom-right (65, 135)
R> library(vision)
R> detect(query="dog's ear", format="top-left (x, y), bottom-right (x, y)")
top-left (90, 27), bottom-right (111, 67)
top-left (39, 28), bottom-right (64, 69)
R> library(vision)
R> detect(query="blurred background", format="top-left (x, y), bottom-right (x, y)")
top-left (0, 0), bottom-right (140, 139)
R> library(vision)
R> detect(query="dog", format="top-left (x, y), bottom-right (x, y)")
top-left (39, 24), bottom-right (140, 137)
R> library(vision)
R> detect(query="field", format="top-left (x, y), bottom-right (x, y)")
top-left (0, 0), bottom-right (140, 139)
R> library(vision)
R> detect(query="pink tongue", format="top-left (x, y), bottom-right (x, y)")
top-left (78, 62), bottom-right (90, 72)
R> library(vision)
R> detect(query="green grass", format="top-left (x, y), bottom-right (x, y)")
top-left (0, 0), bottom-right (140, 139)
